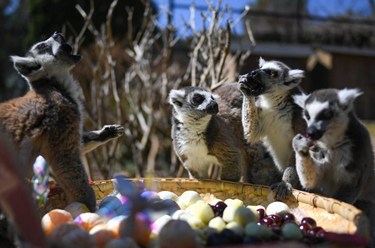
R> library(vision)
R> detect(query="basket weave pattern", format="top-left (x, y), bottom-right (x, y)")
top-left (45, 178), bottom-right (370, 238)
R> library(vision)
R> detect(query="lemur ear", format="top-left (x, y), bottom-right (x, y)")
top-left (285, 69), bottom-right (304, 84)
top-left (212, 94), bottom-right (221, 101)
top-left (338, 88), bottom-right (362, 111)
top-left (168, 89), bottom-right (185, 107)
top-left (259, 57), bottom-right (265, 68)
top-left (293, 93), bottom-right (309, 108)
top-left (11, 56), bottom-right (42, 76)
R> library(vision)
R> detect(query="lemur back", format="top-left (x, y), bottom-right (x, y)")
top-left (169, 84), bottom-right (280, 184)
top-left (238, 58), bottom-right (306, 199)
top-left (292, 88), bottom-right (375, 244)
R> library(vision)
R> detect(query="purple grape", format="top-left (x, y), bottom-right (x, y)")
top-left (256, 208), bottom-right (266, 219)
top-left (215, 202), bottom-right (227, 215)
top-left (261, 217), bottom-right (275, 226)
top-left (299, 223), bottom-right (312, 233)
top-left (301, 217), bottom-right (317, 228)
top-left (268, 214), bottom-right (282, 225)
top-left (282, 213), bottom-right (295, 223)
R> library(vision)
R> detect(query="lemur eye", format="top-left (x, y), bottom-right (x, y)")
top-left (305, 112), bottom-right (310, 120)
top-left (193, 95), bottom-right (204, 104)
top-left (270, 71), bottom-right (277, 78)
top-left (323, 111), bottom-right (333, 119)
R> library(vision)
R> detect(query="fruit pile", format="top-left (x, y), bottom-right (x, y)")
top-left (41, 190), bottom-right (369, 247)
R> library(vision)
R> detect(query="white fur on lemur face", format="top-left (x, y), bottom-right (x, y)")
top-left (168, 87), bottom-right (220, 122)
top-left (294, 88), bottom-right (362, 145)
top-left (238, 57), bottom-right (304, 96)
top-left (10, 32), bottom-right (81, 82)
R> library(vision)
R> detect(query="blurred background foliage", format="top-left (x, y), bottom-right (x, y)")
top-left (1, 0), bottom-right (375, 179)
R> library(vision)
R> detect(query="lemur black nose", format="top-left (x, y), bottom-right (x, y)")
top-left (52, 32), bottom-right (65, 43)
top-left (205, 101), bottom-right (219, 115)
top-left (307, 126), bottom-right (323, 140)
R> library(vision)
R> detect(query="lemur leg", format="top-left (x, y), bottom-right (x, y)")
top-left (355, 200), bottom-right (375, 247)
top-left (42, 119), bottom-right (96, 211)
top-left (241, 95), bottom-right (262, 143)
top-left (217, 152), bottom-right (242, 182)
top-left (81, 124), bottom-right (124, 154)
top-left (292, 134), bottom-right (321, 189)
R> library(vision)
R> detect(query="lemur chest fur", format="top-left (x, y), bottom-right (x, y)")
top-left (174, 118), bottom-right (220, 172)
top-left (311, 141), bottom-right (353, 196)
top-left (258, 95), bottom-right (294, 171)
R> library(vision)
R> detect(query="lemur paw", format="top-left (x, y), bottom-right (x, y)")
top-left (237, 80), bottom-right (253, 97)
top-left (293, 134), bottom-right (313, 157)
top-left (271, 181), bottom-right (293, 201)
top-left (99, 124), bottom-right (125, 141)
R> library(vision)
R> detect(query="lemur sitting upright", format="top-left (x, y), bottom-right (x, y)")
top-left (292, 88), bottom-right (375, 243)
top-left (169, 84), bottom-right (280, 184)
top-left (0, 33), bottom-right (124, 211)
top-left (238, 58), bottom-right (306, 200)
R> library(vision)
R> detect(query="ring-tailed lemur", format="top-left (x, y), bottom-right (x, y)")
top-left (292, 88), bottom-right (375, 243)
top-left (168, 84), bottom-right (280, 184)
top-left (238, 58), bottom-right (306, 200)
top-left (0, 32), bottom-right (124, 211)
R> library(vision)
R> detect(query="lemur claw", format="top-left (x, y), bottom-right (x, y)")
top-left (271, 181), bottom-right (292, 201)
top-left (293, 134), bottom-right (313, 157)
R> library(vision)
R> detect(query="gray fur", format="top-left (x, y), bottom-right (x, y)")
top-left (169, 84), bottom-right (280, 184)
top-left (292, 88), bottom-right (375, 245)
top-left (238, 58), bottom-right (306, 200)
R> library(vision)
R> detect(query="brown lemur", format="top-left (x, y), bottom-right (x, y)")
top-left (168, 84), bottom-right (280, 184)
top-left (292, 88), bottom-right (375, 244)
top-left (238, 57), bottom-right (306, 200)
top-left (0, 33), bottom-right (124, 212)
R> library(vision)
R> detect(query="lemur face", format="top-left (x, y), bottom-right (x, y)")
top-left (168, 87), bottom-right (220, 120)
top-left (238, 57), bottom-right (304, 96)
top-left (11, 32), bottom-right (81, 80)
top-left (294, 88), bottom-right (362, 141)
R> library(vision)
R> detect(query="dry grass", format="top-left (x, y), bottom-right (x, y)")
top-left (66, 0), bottom-right (255, 180)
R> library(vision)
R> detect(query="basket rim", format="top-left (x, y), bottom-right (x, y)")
top-left (92, 177), bottom-right (365, 225)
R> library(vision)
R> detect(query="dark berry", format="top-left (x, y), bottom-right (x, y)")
top-left (268, 214), bottom-right (282, 225)
top-left (282, 213), bottom-right (295, 222)
top-left (299, 223), bottom-right (312, 233)
top-left (215, 201), bottom-right (227, 216)
top-left (301, 217), bottom-right (317, 228)
top-left (257, 208), bottom-right (266, 219)
top-left (261, 217), bottom-right (275, 226)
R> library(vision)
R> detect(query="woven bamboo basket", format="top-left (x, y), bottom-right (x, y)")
top-left (44, 178), bottom-right (370, 240)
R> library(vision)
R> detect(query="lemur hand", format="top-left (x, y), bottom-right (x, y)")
top-left (237, 75), bottom-right (254, 97)
top-left (293, 134), bottom-right (314, 157)
top-left (271, 181), bottom-right (293, 201)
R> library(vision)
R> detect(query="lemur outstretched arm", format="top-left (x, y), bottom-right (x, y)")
top-left (242, 96), bottom-right (262, 143)
top-left (81, 124), bottom-right (125, 154)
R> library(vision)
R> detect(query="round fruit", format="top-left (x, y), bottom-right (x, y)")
top-left (266, 202), bottom-right (290, 216)
top-left (282, 213), bottom-right (295, 222)
top-left (215, 202), bottom-right (227, 216)
top-left (299, 223), bottom-right (312, 233)
top-left (268, 215), bottom-right (281, 225)
top-left (301, 217), bottom-right (317, 228)
top-left (41, 209), bottom-right (73, 235)
top-left (260, 217), bottom-right (274, 226)
top-left (281, 222), bottom-right (303, 240)
top-left (256, 209), bottom-right (266, 219)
